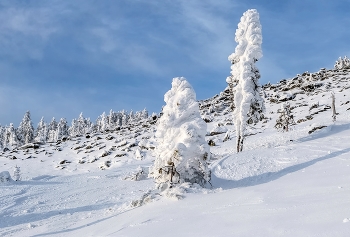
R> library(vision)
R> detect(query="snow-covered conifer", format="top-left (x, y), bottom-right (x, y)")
top-left (47, 117), bottom-right (58, 142)
top-left (70, 113), bottom-right (89, 137)
top-left (149, 77), bottom-right (211, 189)
top-left (56, 118), bottom-right (69, 141)
top-left (107, 109), bottom-right (118, 130)
top-left (100, 112), bottom-right (108, 132)
top-left (13, 165), bottom-right (21, 181)
top-left (0, 126), bottom-right (4, 148)
top-left (34, 117), bottom-right (47, 143)
top-left (4, 123), bottom-right (18, 149)
top-left (335, 56), bottom-right (350, 70)
top-left (331, 91), bottom-right (336, 122)
top-left (17, 111), bottom-right (35, 145)
top-left (275, 102), bottom-right (295, 132)
top-left (227, 9), bottom-right (264, 152)
top-left (141, 108), bottom-right (148, 119)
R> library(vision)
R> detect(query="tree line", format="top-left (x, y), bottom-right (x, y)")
top-left (0, 109), bottom-right (149, 150)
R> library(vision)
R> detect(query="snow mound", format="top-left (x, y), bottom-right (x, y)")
top-left (0, 171), bottom-right (13, 183)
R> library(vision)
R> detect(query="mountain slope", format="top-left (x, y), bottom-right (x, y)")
top-left (1, 67), bottom-right (350, 236)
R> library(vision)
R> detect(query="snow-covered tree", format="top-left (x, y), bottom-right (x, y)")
top-left (107, 109), bottom-right (119, 130)
top-left (69, 113), bottom-right (89, 137)
top-left (275, 102), bottom-right (295, 132)
top-left (100, 112), bottom-right (108, 132)
top-left (334, 56), bottom-right (350, 70)
top-left (56, 118), bottom-right (69, 141)
top-left (331, 91), bottom-right (336, 122)
top-left (121, 110), bottom-right (129, 126)
top-left (227, 9), bottom-right (265, 152)
top-left (4, 123), bottom-right (18, 149)
top-left (47, 117), bottom-right (58, 142)
top-left (17, 111), bottom-right (35, 145)
top-left (13, 165), bottom-right (21, 181)
top-left (141, 108), bottom-right (148, 119)
top-left (0, 126), bottom-right (4, 148)
top-left (149, 77), bottom-right (211, 189)
top-left (34, 117), bottom-right (47, 143)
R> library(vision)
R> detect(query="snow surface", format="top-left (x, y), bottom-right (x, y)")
top-left (1, 68), bottom-right (350, 236)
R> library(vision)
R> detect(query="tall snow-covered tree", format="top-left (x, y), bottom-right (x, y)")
top-left (227, 9), bottom-right (265, 152)
top-left (275, 102), bottom-right (295, 132)
top-left (17, 111), bottom-right (35, 145)
top-left (34, 117), bottom-right (47, 143)
top-left (149, 77), bottom-right (211, 189)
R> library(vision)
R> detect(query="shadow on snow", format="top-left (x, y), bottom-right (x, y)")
top-left (212, 146), bottom-right (350, 190)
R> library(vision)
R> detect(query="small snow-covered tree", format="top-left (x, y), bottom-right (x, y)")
top-left (13, 165), bottom-right (21, 181)
top-left (331, 91), bottom-right (336, 122)
top-left (17, 111), bottom-right (35, 145)
top-left (227, 9), bottom-right (264, 152)
top-left (34, 117), bottom-right (47, 143)
top-left (149, 77), bottom-right (211, 189)
top-left (275, 102), bottom-right (295, 132)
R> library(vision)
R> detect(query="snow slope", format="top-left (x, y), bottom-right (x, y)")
top-left (1, 68), bottom-right (350, 236)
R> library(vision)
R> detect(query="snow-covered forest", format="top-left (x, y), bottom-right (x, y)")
top-left (0, 109), bottom-right (151, 150)
top-left (1, 9), bottom-right (350, 237)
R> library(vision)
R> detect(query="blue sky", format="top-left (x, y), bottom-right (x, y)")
top-left (0, 0), bottom-right (349, 126)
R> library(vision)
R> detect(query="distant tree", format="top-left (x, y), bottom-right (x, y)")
top-left (4, 123), bottom-right (19, 149)
top-left (107, 109), bottom-right (118, 130)
top-left (47, 117), bottom-right (58, 142)
top-left (227, 9), bottom-right (264, 152)
top-left (149, 77), bottom-right (211, 189)
top-left (56, 118), bottom-right (69, 140)
top-left (275, 102), bottom-right (295, 132)
top-left (13, 165), bottom-right (21, 181)
top-left (331, 91), bottom-right (336, 122)
top-left (129, 110), bottom-right (134, 124)
top-left (121, 110), bottom-right (129, 126)
top-left (334, 56), bottom-right (350, 70)
top-left (34, 117), bottom-right (48, 143)
top-left (100, 112), bottom-right (108, 132)
top-left (141, 108), bottom-right (148, 119)
top-left (69, 113), bottom-right (90, 137)
top-left (0, 126), bottom-right (4, 149)
top-left (17, 111), bottom-right (35, 145)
